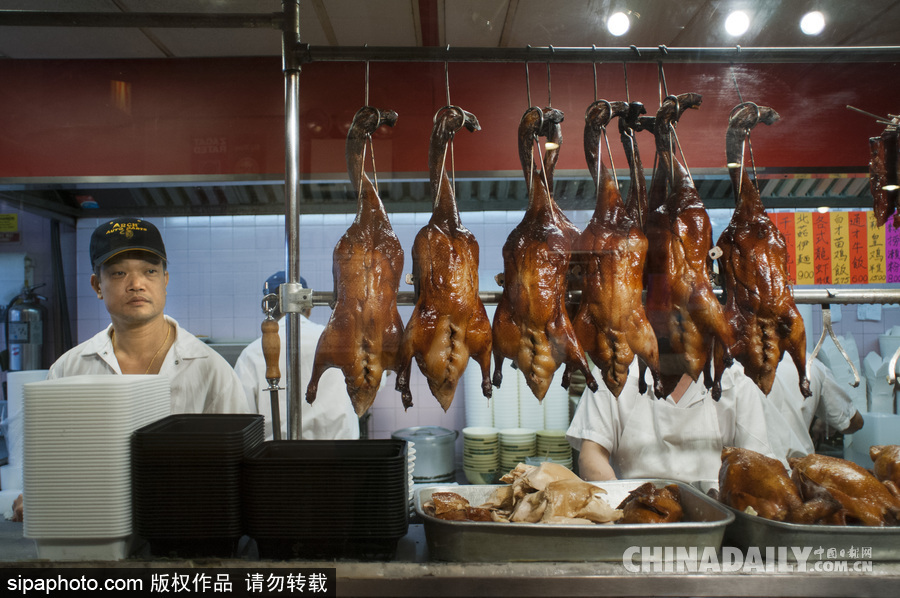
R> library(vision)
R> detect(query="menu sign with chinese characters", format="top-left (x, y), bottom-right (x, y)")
top-left (767, 211), bottom-right (892, 285)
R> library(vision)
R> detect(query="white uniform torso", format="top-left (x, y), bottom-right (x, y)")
top-left (47, 316), bottom-right (248, 415)
top-left (764, 356), bottom-right (817, 461)
top-left (233, 315), bottom-right (360, 441)
top-left (567, 360), bottom-right (777, 482)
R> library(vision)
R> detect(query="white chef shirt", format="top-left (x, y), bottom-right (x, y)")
top-left (764, 353), bottom-right (856, 460)
top-left (48, 315), bottom-right (248, 415)
top-left (566, 359), bottom-right (777, 482)
top-left (233, 315), bottom-right (360, 441)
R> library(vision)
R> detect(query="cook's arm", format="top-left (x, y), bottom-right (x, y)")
top-left (577, 440), bottom-right (617, 481)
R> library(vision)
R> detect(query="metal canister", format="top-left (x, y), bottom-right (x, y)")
top-left (391, 426), bottom-right (459, 484)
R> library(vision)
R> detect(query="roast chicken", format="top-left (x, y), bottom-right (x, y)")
top-left (870, 444), bottom-right (900, 497)
top-left (644, 93), bottom-right (735, 399)
top-left (869, 124), bottom-right (899, 227)
top-left (716, 103), bottom-right (810, 398)
top-left (571, 99), bottom-right (662, 397)
top-left (307, 106), bottom-right (404, 417)
top-left (491, 106), bottom-right (598, 400)
top-left (718, 447), bottom-right (841, 524)
top-left (790, 453), bottom-right (900, 526)
top-left (396, 106), bottom-right (493, 411)
top-left (617, 482), bottom-right (684, 524)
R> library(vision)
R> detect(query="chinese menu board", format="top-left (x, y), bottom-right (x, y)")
top-left (769, 211), bottom-right (890, 285)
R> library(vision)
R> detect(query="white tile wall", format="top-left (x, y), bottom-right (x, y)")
top-left (70, 207), bottom-right (900, 442)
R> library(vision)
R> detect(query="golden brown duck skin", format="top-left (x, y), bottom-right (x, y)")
top-left (307, 106), bottom-right (404, 417)
top-left (492, 106), bottom-right (598, 400)
top-left (644, 93), bottom-right (734, 399)
top-left (718, 447), bottom-right (841, 524)
top-left (870, 126), bottom-right (900, 227)
top-left (571, 99), bottom-right (661, 398)
top-left (716, 103), bottom-right (810, 398)
top-left (396, 106), bottom-right (492, 411)
top-left (790, 453), bottom-right (900, 526)
top-left (617, 482), bottom-right (684, 524)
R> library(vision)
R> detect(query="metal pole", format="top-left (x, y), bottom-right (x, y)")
top-left (282, 0), bottom-right (303, 440)
top-left (311, 287), bottom-right (900, 307)
top-left (294, 44), bottom-right (900, 65)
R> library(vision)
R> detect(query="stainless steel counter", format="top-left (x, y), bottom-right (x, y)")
top-left (2, 520), bottom-right (899, 597)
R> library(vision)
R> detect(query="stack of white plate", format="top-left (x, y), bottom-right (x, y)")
top-left (491, 360), bottom-right (519, 429)
top-left (542, 368), bottom-right (570, 430)
top-left (462, 427), bottom-right (500, 484)
top-left (463, 366), bottom-right (493, 427)
top-left (533, 429), bottom-right (573, 470)
top-left (499, 427), bottom-right (537, 473)
top-left (22, 375), bottom-right (170, 560)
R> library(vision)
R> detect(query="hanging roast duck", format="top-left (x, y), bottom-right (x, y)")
top-left (644, 93), bottom-right (734, 399)
top-left (716, 102), bottom-right (810, 398)
top-left (396, 106), bottom-right (493, 411)
top-left (307, 106), bottom-right (405, 417)
top-left (869, 121), bottom-right (899, 226)
top-left (571, 99), bottom-right (662, 398)
top-left (492, 106), bottom-right (598, 400)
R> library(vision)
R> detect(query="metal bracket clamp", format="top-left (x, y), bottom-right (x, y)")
top-left (279, 281), bottom-right (312, 314)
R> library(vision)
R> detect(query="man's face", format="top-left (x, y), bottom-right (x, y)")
top-left (91, 256), bottom-right (168, 327)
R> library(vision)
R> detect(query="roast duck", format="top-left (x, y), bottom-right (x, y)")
top-left (618, 101), bottom-right (651, 230)
top-left (716, 103), bottom-right (810, 398)
top-left (644, 93), bottom-right (735, 399)
top-left (790, 454), bottom-right (900, 526)
top-left (718, 447), bottom-right (841, 524)
top-left (870, 444), bottom-right (900, 495)
top-left (396, 106), bottom-right (493, 411)
top-left (307, 106), bottom-right (404, 417)
top-left (869, 121), bottom-right (899, 226)
top-left (571, 99), bottom-right (662, 398)
top-left (491, 106), bottom-right (598, 400)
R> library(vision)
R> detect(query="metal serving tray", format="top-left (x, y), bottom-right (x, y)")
top-left (416, 479), bottom-right (734, 562)
top-left (723, 506), bottom-right (900, 562)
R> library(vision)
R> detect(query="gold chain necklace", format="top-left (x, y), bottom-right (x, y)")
top-left (112, 323), bottom-right (171, 375)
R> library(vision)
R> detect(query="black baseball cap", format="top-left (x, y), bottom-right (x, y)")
top-left (90, 218), bottom-right (167, 270)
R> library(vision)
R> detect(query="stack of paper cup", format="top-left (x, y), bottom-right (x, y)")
top-left (491, 360), bottom-right (519, 429)
top-left (463, 365), bottom-right (493, 427)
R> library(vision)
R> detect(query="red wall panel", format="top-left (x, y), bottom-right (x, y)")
top-left (1, 57), bottom-right (897, 179)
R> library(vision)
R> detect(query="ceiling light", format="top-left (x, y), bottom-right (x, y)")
top-left (725, 11), bottom-right (750, 36)
top-left (607, 12), bottom-right (630, 36)
top-left (800, 11), bottom-right (826, 35)
top-left (817, 206), bottom-right (830, 213)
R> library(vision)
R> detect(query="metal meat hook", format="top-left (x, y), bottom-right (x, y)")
top-left (807, 301), bottom-right (860, 387)
top-left (887, 340), bottom-right (900, 386)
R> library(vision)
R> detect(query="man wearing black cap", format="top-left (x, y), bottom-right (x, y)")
top-left (46, 217), bottom-right (247, 415)
top-left (233, 272), bottom-right (359, 440)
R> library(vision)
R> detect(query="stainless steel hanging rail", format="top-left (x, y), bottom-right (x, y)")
top-left (310, 287), bottom-right (900, 308)
top-left (293, 45), bottom-right (900, 64)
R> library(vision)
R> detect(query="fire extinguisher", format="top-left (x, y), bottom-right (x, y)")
top-left (5, 284), bottom-right (47, 371)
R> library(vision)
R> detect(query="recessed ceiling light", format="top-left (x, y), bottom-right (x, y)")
top-left (725, 11), bottom-right (750, 36)
top-left (607, 12), bottom-right (630, 36)
top-left (800, 11), bottom-right (826, 35)
top-left (817, 206), bottom-right (830, 213)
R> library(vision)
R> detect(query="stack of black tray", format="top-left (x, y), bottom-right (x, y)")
top-left (242, 439), bottom-right (409, 560)
top-left (131, 413), bottom-right (264, 558)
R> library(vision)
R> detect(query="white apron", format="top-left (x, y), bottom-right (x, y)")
top-left (614, 382), bottom-right (722, 482)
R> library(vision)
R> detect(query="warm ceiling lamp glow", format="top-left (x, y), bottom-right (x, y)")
top-left (816, 206), bottom-right (830, 213)
top-left (607, 12), bottom-right (630, 36)
top-left (725, 11), bottom-right (750, 36)
top-left (800, 11), bottom-right (826, 35)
